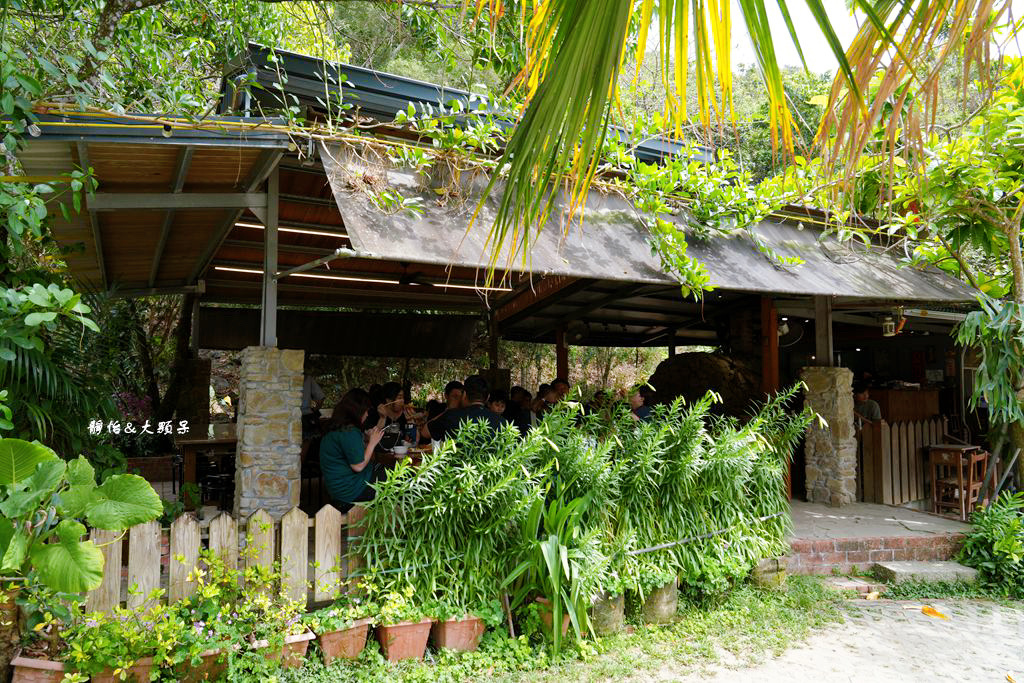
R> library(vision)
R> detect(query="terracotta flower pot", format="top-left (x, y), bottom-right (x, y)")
top-left (431, 615), bottom-right (485, 652)
top-left (535, 597), bottom-right (570, 637)
top-left (92, 656), bottom-right (154, 683)
top-left (641, 580), bottom-right (678, 624)
top-left (590, 592), bottom-right (625, 636)
top-left (10, 656), bottom-right (65, 683)
top-left (178, 647), bottom-right (227, 683)
top-left (317, 619), bottom-right (371, 664)
top-left (251, 631), bottom-right (315, 669)
top-left (375, 619), bottom-right (433, 662)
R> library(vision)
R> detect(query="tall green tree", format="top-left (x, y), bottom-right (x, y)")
top-left (885, 59), bottom-right (1024, 486)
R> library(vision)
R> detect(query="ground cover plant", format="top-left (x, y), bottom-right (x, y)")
top-left (278, 576), bottom-right (844, 682)
top-left (957, 492), bottom-right (1024, 599)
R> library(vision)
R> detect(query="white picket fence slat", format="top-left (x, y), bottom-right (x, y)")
top-left (86, 504), bottom-right (357, 614)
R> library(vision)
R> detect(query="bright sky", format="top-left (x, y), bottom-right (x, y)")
top-left (730, 1), bottom-right (858, 72)
top-left (727, 0), bottom-right (1024, 72)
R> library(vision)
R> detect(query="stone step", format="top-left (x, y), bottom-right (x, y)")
top-left (872, 560), bottom-right (978, 584)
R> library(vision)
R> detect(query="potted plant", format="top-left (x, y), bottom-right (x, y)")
top-left (304, 589), bottom-right (376, 664)
top-left (371, 584), bottom-right (433, 662)
top-left (590, 572), bottom-right (629, 636)
top-left (0, 439), bottom-right (162, 678)
top-left (429, 599), bottom-right (503, 652)
top-left (10, 654), bottom-right (65, 683)
top-left (63, 601), bottom-right (179, 682)
top-left (637, 568), bottom-right (679, 625)
top-left (170, 548), bottom-right (313, 680)
top-left (243, 592), bottom-right (313, 670)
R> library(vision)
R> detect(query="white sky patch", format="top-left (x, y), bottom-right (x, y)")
top-left (704, 0), bottom-right (1024, 73)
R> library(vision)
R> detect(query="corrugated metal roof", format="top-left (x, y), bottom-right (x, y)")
top-left (222, 43), bottom-right (715, 165)
top-left (320, 142), bottom-right (976, 303)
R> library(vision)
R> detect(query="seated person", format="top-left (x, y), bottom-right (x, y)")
top-left (853, 382), bottom-right (882, 427)
top-left (429, 375), bottom-right (508, 442)
top-left (551, 377), bottom-right (571, 402)
top-left (487, 390), bottom-right (508, 416)
top-left (369, 381), bottom-right (410, 448)
top-left (320, 390), bottom-right (385, 512)
top-left (505, 386), bottom-right (532, 436)
top-left (443, 380), bottom-right (464, 410)
top-left (629, 385), bottom-right (655, 422)
top-left (532, 383), bottom-right (557, 419)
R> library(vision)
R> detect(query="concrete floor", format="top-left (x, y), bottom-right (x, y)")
top-left (789, 500), bottom-right (971, 540)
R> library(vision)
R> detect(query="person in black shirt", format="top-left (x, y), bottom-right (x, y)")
top-left (487, 390), bottom-right (508, 416)
top-left (504, 386), bottom-right (533, 436)
top-left (429, 375), bottom-right (507, 442)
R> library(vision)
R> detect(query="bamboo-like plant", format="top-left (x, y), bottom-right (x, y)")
top-left (357, 420), bottom-right (540, 618)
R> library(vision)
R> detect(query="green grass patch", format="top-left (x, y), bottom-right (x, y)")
top-left (880, 579), bottom-right (1018, 603)
top-left (281, 576), bottom-right (844, 683)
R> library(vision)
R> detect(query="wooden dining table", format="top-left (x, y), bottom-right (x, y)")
top-left (373, 444), bottom-right (431, 469)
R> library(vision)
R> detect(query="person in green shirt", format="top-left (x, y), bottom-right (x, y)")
top-left (320, 389), bottom-right (384, 512)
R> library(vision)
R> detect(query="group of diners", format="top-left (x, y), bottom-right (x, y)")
top-left (307, 374), bottom-right (656, 513)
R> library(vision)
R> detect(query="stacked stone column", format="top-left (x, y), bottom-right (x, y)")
top-left (801, 366), bottom-right (856, 507)
top-left (234, 346), bottom-right (304, 519)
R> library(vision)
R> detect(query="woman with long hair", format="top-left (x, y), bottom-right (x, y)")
top-left (320, 388), bottom-right (384, 512)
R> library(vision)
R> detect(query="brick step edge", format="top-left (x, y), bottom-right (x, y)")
top-left (783, 534), bottom-right (965, 576)
top-left (822, 576), bottom-right (888, 596)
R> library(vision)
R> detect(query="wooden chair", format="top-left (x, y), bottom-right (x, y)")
top-left (930, 445), bottom-right (987, 521)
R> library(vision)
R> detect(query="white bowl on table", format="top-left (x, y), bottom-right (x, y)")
top-left (392, 445), bottom-right (409, 458)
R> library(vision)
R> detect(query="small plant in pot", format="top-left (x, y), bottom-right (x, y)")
top-left (429, 598), bottom-right (503, 653)
top-left (9, 581), bottom-right (76, 683)
top-left (368, 583), bottom-right (433, 662)
top-left (63, 598), bottom-right (179, 682)
top-left (303, 587), bottom-right (377, 664)
top-left (170, 549), bottom-right (312, 681)
top-left (633, 567), bottom-right (679, 625)
top-left (590, 572), bottom-right (629, 637)
top-left (0, 439), bottom-right (162, 679)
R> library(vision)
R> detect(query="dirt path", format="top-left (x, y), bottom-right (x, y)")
top-left (673, 600), bottom-right (1024, 682)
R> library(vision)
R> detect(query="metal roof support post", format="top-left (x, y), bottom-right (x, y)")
top-left (259, 168), bottom-right (279, 347)
top-left (555, 326), bottom-right (569, 381)
top-left (487, 314), bottom-right (499, 369)
top-left (761, 296), bottom-right (780, 394)
top-left (814, 295), bottom-right (834, 367)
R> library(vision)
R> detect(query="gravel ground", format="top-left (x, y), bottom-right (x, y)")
top-left (681, 599), bottom-right (1024, 683)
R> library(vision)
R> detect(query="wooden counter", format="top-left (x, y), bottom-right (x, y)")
top-left (870, 388), bottom-right (940, 423)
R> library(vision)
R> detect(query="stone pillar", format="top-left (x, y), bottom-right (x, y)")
top-left (180, 357), bottom-right (211, 438)
top-left (801, 366), bottom-right (856, 507)
top-left (234, 346), bottom-right (304, 519)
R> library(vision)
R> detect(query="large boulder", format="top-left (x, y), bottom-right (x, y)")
top-left (647, 352), bottom-right (760, 417)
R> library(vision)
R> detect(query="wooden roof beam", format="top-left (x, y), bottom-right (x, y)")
top-left (188, 148), bottom-right (283, 284)
top-left (149, 146), bottom-right (194, 287)
top-left (531, 283), bottom-right (656, 339)
top-left (76, 142), bottom-right (107, 290)
top-left (90, 191), bottom-right (266, 210)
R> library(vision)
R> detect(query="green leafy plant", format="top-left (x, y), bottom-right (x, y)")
top-left (304, 584), bottom-right (377, 633)
top-left (0, 438), bottom-right (162, 594)
top-left (503, 490), bottom-right (609, 657)
top-left (64, 599), bottom-right (180, 678)
top-left (957, 492), bottom-right (1024, 599)
top-left (170, 547), bottom-right (307, 682)
top-left (364, 582), bottom-right (431, 626)
top-left (357, 420), bottom-right (539, 621)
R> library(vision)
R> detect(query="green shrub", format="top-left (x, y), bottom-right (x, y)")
top-left (957, 492), bottom-right (1024, 598)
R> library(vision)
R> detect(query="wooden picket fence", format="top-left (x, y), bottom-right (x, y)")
top-left (84, 505), bottom-right (365, 615)
top-left (857, 417), bottom-right (947, 506)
